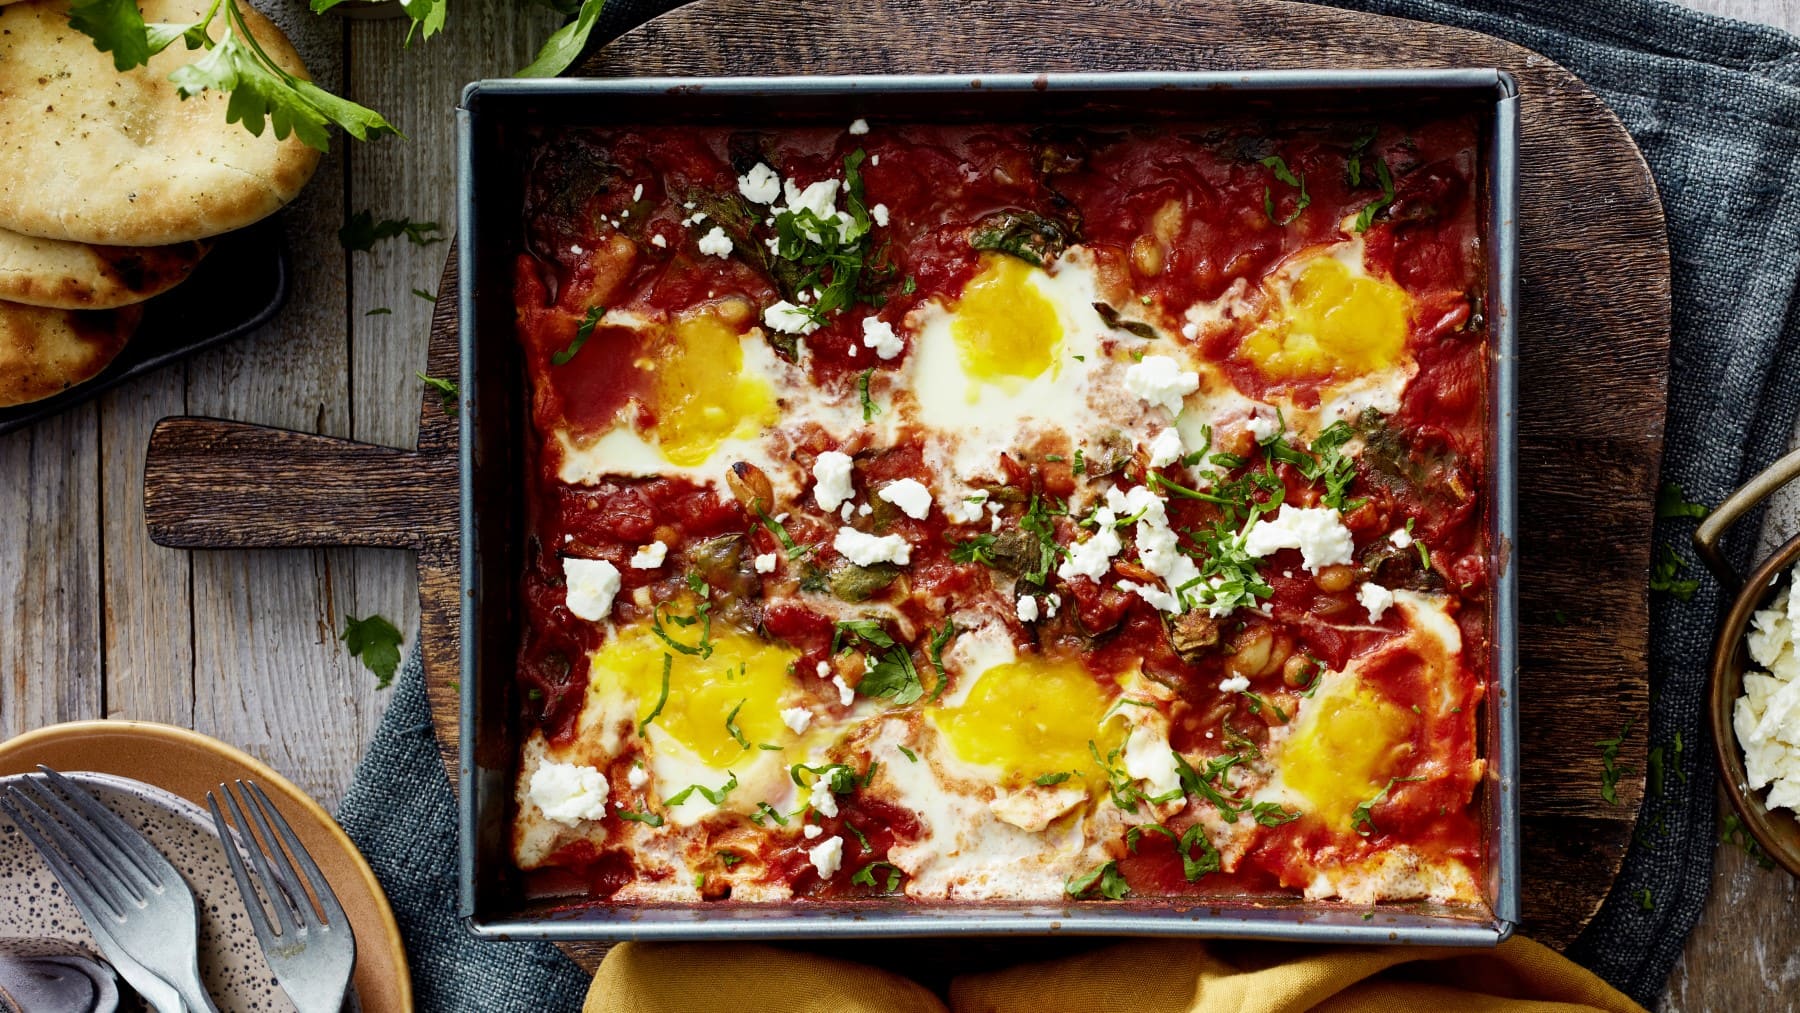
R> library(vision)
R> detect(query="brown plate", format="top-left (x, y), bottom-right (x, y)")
top-left (0, 720), bottom-right (414, 1011)
top-left (1697, 445), bottom-right (1800, 878)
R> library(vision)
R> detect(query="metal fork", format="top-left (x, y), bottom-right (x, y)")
top-left (207, 780), bottom-right (355, 1013)
top-left (0, 767), bottom-right (218, 1013)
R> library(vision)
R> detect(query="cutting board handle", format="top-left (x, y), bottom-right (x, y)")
top-left (143, 417), bottom-right (456, 551)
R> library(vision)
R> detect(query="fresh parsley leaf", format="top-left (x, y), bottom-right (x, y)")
top-left (411, 287), bottom-right (437, 303)
top-left (1259, 155), bottom-right (1310, 226)
top-left (717, 850), bottom-right (744, 867)
top-left (858, 645), bottom-right (924, 705)
top-left (68, 0), bottom-right (151, 71)
top-left (834, 619), bottom-right (895, 653)
top-left (1720, 812), bottom-right (1777, 870)
top-left (1650, 545), bottom-right (1700, 601)
top-left (1346, 125), bottom-right (1378, 186)
top-left (1598, 719), bottom-right (1633, 805)
top-left (1250, 801), bottom-right (1300, 827)
top-left (417, 372), bottom-right (458, 414)
top-left (1349, 775), bottom-right (1426, 836)
top-left (1636, 886), bottom-right (1654, 911)
top-left (638, 654), bottom-right (671, 736)
top-left (1033, 771), bottom-right (1075, 786)
top-left (749, 801), bottom-right (788, 827)
top-left (553, 306), bottom-right (604, 365)
top-left (897, 745), bottom-right (918, 763)
top-left (339, 210), bottom-right (445, 252)
top-left (1352, 159), bottom-right (1395, 232)
top-left (516, 0), bottom-right (608, 77)
top-left (1656, 482), bottom-right (1709, 520)
top-left (1172, 750), bottom-right (1250, 821)
top-left (1065, 860), bottom-right (1130, 900)
top-left (340, 614), bottom-right (403, 688)
top-left (618, 808), bottom-right (664, 826)
top-left (791, 761), bottom-right (859, 795)
top-left (1175, 824), bottom-right (1222, 881)
top-left (396, 0), bottom-right (447, 43)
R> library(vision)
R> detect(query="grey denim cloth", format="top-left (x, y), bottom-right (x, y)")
top-left (335, 1), bottom-right (1800, 1007)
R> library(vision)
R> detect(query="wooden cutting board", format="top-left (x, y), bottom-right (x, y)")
top-left (142, 0), bottom-right (1669, 959)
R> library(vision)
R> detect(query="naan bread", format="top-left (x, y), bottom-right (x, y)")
top-left (0, 300), bottom-right (141, 407)
top-left (0, 226), bottom-right (208, 309)
top-left (0, 0), bottom-right (322, 246)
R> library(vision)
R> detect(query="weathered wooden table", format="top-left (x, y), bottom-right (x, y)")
top-left (0, 0), bottom-right (1793, 1008)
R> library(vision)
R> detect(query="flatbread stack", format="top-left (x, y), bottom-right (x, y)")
top-left (0, 0), bottom-right (321, 407)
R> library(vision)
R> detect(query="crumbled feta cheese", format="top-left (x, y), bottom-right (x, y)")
top-left (858, 503), bottom-right (872, 516)
top-left (569, 244), bottom-right (584, 255)
top-left (1124, 355), bottom-right (1199, 415)
top-left (1180, 321), bottom-right (1199, 340)
top-left (696, 225), bottom-right (733, 258)
top-left (528, 760), bottom-right (609, 826)
top-left (1119, 580), bottom-right (1181, 613)
top-left (848, 344), bottom-right (858, 358)
top-left (781, 178), bottom-right (856, 243)
top-left (877, 478), bottom-right (932, 519)
top-left (872, 203), bottom-right (890, 227)
top-left (803, 824), bottom-right (823, 839)
top-left (870, 154), bottom-right (880, 166)
top-left (1121, 724), bottom-right (1182, 798)
top-left (1243, 504), bottom-right (1356, 573)
top-left (848, 118), bottom-right (870, 135)
top-left (764, 300), bottom-right (819, 335)
top-left (737, 162), bottom-right (780, 204)
top-left (628, 541), bottom-right (667, 570)
top-left (816, 661), bottom-right (831, 678)
top-left (840, 502), bottom-right (855, 522)
top-left (1390, 527), bottom-right (1414, 549)
top-left (1058, 512), bottom-right (1123, 581)
top-left (832, 675), bottom-right (855, 706)
top-left (781, 707), bottom-right (813, 734)
top-left (861, 316), bottom-right (904, 359)
top-left (808, 836), bottom-right (844, 878)
top-left (561, 557), bottom-right (621, 621)
top-left (754, 552), bottom-right (778, 573)
top-left (1105, 486), bottom-right (1200, 612)
top-left (632, 183), bottom-right (644, 201)
top-left (812, 451), bottom-right (856, 512)
top-left (1147, 427), bottom-right (1184, 468)
top-left (1246, 406), bottom-right (1281, 443)
top-left (1218, 674), bottom-right (1250, 694)
top-left (649, 234), bottom-right (668, 249)
top-left (1016, 596), bottom-right (1040, 623)
top-left (947, 492), bottom-right (988, 525)
top-left (808, 778), bottom-right (840, 818)
top-left (833, 528), bottom-right (911, 566)
top-left (1358, 582), bottom-right (1395, 622)
top-left (1736, 567), bottom-right (1800, 813)
top-left (1044, 593), bottom-right (1062, 618)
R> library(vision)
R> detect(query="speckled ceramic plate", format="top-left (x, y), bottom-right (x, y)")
top-left (0, 722), bottom-right (411, 1012)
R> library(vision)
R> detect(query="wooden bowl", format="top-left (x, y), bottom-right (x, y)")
top-left (1698, 445), bottom-right (1800, 877)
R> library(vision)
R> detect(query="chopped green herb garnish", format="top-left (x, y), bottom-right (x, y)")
top-left (665, 772), bottom-right (739, 807)
top-left (340, 211), bottom-right (445, 252)
top-left (725, 699), bottom-right (750, 749)
top-left (340, 613), bottom-right (403, 688)
top-left (1352, 158), bottom-right (1395, 232)
top-left (1598, 719), bottom-right (1633, 805)
top-left (638, 654), bottom-right (672, 736)
top-left (1650, 545), bottom-right (1700, 601)
top-left (412, 287), bottom-right (437, 303)
top-left (718, 851), bottom-right (744, 867)
top-left (950, 534), bottom-right (999, 566)
top-left (1065, 860), bottom-right (1130, 900)
top-left (417, 372), bottom-right (458, 415)
top-left (858, 368), bottom-right (880, 422)
top-left (1259, 155), bottom-right (1310, 226)
top-left (1034, 771), bottom-right (1075, 786)
top-left (553, 306), bottom-right (605, 365)
top-left (927, 620), bottom-right (956, 702)
top-left (1636, 886), bottom-right (1654, 911)
top-left (749, 802), bottom-right (789, 827)
top-left (897, 745), bottom-right (918, 763)
top-left (618, 808), bottom-right (665, 827)
top-left (852, 861), bottom-right (904, 892)
top-left (1349, 775), bottom-right (1426, 836)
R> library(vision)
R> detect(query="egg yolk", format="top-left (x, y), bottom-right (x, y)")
top-left (948, 254), bottom-right (1063, 389)
top-left (1278, 678), bottom-right (1417, 827)
top-left (1238, 252), bottom-right (1412, 382)
top-left (930, 655), bottom-right (1123, 789)
top-left (643, 310), bottom-right (776, 466)
top-left (591, 619), bottom-right (799, 768)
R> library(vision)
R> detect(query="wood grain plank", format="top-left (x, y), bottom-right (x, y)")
top-left (98, 374), bottom-right (194, 727)
top-left (179, 7), bottom-right (377, 809)
top-left (339, 0), bottom-right (565, 778)
top-left (0, 406), bottom-right (102, 734)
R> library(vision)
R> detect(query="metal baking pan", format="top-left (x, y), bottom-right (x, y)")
top-left (457, 70), bottom-right (1519, 945)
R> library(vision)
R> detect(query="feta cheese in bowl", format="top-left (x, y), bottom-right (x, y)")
top-left (1734, 564), bottom-right (1800, 816)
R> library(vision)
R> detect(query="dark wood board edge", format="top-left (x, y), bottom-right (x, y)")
top-left (405, 0), bottom-right (1670, 959)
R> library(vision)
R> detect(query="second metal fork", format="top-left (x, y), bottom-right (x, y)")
top-left (208, 780), bottom-right (356, 1013)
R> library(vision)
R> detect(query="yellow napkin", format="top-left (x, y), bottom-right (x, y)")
top-left (584, 937), bottom-right (1645, 1013)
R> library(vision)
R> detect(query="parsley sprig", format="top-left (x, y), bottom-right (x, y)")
top-left (1065, 860), bottom-right (1130, 900)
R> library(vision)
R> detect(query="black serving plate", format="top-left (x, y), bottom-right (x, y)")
top-left (0, 218), bottom-right (288, 436)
